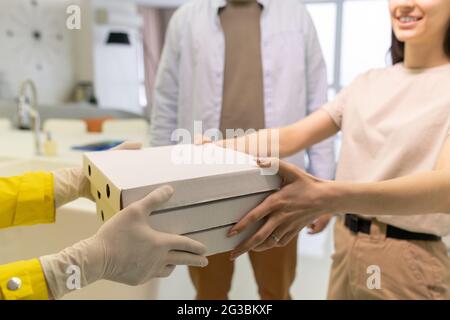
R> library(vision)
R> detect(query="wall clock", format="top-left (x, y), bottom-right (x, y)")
top-left (0, 0), bottom-right (74, 104)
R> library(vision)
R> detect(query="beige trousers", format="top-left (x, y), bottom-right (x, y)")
top-left (327, 217), bottom-right (450, 299)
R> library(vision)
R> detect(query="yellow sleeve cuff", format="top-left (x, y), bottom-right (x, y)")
top-left (0, 259), bottom-right (49, 300)
top-left (13, 172), bottom-right (55, 227)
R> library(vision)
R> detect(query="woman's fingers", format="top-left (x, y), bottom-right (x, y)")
top-left (255, 157), bottom-right (273, 168)
top-left (228, 159), bottom-right (306, 237)
top-left (228, 192), bottom-right (280, 236)
top-left (253, 220), bottom-right (297, 251)
top-left (256, 158), bottom-right (299, 185)
top-left (230, 213), bottom-right (281, 259)
top-left (194, 134), bottom-right (212, 145)
top-left (278, 230), bottom-right (299, 247)
top-left (307, 214), bottom-right (333, 234)
top-left (252, 235), bottom-right (279, 252)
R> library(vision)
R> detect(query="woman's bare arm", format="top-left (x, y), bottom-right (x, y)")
top-left (228, 136), bottom-right (450, 254)
top-left (217, 109), bottom-right (339, 158)
top-left (334, 170), bottom-right (450, 215)
top-left (333, 135), bottom-right (450, 215)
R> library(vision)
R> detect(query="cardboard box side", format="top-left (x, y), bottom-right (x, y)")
top-left (84, 153), bottom-right (122, 212)
top-left (96, 201), bottom-right (116, 222)
top-left (90, 182), bottom-right (117, 222)
top-left (84, 145), bottom-right (281, 212)
top-left (187, 222), bottom-right (263, 256)
top-left (89, 183), bottom-right (265, 256)
top-left (149, 191), bottom-right (271, 234)
top-left (83, 145), bottom-right (263, 188)
top-left (91, 177), bottom-right (271, 235)
top-left (121, 172), bottom-right (280, 210)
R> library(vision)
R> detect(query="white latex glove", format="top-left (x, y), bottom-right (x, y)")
top-left (52, 141), bottom-right (142, 208)
top-left (39, 185), bottom-right (208, 299)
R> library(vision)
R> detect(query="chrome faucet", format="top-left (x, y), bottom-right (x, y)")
top-left (17, 79), bottom-right (42, 155)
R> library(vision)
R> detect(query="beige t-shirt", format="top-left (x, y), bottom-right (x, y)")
top-left (323, 63), bottom-right (450, 236)
top-left (219, 0), bottom-right (265, 134)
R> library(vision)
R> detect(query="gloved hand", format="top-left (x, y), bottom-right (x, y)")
top-left (39, 185), bottom-right (208, 299)
top-left (52, 141), bottom-right (142, 208)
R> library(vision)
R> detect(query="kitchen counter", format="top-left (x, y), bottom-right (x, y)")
top-left (0, 101), bottom-right (144, 125)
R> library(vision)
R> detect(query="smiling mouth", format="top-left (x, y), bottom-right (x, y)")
top-left (397, 16), bottom-right (422, 24)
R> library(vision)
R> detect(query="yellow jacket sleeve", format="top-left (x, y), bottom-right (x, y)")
top-left (0, 172), bottom-right (55, 300)
top-left (0, 259), bottom-right (49, 300)
top-left (0, 172), bottom-right (55, 229)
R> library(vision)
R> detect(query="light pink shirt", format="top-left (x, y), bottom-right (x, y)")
top-left (323, 63), bottom-right (450, 236)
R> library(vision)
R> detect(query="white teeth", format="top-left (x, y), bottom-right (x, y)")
top-left (399, 16), bottom-right (419, 23)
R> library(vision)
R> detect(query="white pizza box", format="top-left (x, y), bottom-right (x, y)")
top-left (90, 181), bottom-right (270, 234)
top-left (83, 144), bottom-right (281, 213)
top-left (90, 183), bottom-right (266, 256)
top-left (186, 221), bottom-right (263, 256)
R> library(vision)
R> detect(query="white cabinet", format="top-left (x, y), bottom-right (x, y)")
top-left (92, 0), bottom-right (145, 114)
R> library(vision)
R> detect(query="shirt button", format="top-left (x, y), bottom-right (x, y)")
top-left (7, 277), bottom-right (22, 291)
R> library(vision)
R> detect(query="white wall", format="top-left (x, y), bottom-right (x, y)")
top-left (73, 0), bottom-right (94, 83)
top-left (133, 0), bottom-right (188, 8)
top-left (0, 0), bottom-right (76, 104)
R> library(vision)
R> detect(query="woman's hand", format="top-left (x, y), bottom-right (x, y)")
top-left (228, 159), bottom-right (339, 260)
top-left (307, 213), bottom-right (333, 234)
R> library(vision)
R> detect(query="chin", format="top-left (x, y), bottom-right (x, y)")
top-left (393, 30), bottom-right (422, 43)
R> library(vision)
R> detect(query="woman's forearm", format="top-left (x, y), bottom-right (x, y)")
top-left (219, 109), bottom-right (339, 158)
top-left (331, 170), bottom-right (450, 216)
top-left (282, 110), bottom-right (339, 157)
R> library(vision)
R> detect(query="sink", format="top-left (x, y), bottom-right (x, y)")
top-left (0, 158), bottom-right (78, 176)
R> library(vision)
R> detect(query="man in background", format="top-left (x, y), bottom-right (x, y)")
top-left (150, 0), bottom-right (335, 300)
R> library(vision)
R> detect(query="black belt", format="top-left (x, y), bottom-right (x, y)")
top-left (344, 214), bottom-right (441, 241)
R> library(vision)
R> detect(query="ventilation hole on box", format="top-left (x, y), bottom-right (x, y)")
top-left (101, 210), bottom-right (105, 221)
top-left (106, 184), bottom-right (110, 198)
top-left (97, 191), bottom-right (101, 200)
top-left (88, 165), bottom-right (91, 176)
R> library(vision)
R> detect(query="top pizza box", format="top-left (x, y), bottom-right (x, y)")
top-left (83, 144), bottom-right (281, 213)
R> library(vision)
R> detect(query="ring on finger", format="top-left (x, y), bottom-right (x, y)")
top-left (271, 234), bottom-right (281, 243)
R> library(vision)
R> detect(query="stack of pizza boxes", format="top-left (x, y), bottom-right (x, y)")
top-left (83, 144), bottom-right (280, 256)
